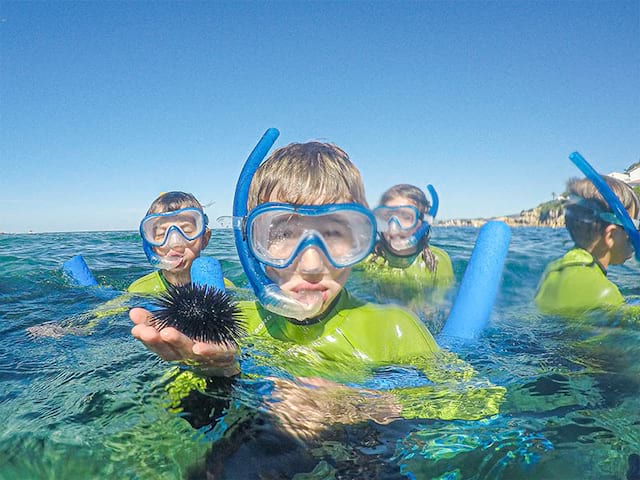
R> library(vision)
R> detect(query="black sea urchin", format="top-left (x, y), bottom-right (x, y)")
top-left (151, 283), bottom-right (244, 345)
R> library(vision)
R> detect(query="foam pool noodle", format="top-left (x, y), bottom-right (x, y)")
top-left (439, 220), bottom-right (511, 341)
top-left (62, 255), bottom-right (99, 287)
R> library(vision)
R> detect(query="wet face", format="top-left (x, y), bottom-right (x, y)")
top-left (262, 194), bottom-right (351, 317)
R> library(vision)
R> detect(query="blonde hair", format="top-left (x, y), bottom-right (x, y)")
top-left (565, 176), bottom-right (640, 248)
top-left (247, 142), bottom-right (368, 210)
top-left (146, 191), bottom-right (204, 215)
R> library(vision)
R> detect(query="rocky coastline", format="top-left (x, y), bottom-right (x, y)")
top-left (437, 201), bottom-right (564, 228)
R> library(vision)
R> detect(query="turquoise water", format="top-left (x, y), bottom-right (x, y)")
top-left (1, 228), bottom-right (638, 479)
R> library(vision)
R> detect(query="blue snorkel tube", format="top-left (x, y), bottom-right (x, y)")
top-left (232, 128), bottom-right (323, 321)
top-left (427, 184), bottom-right (439, 218)
top-left (569, 151), bottom-right (640, 261)
top-left (418, 183), bottom-right (439, 239)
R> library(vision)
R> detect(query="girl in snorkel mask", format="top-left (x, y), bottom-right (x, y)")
top-left (129, 191), bottom-right (213, 293)
top-left (359, 184), bottom-right (454, 295)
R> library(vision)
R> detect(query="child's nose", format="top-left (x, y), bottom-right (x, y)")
top-left (296, 246), bottom-right (329, 274)
top-left (166, 230), bottom-right (186, 248)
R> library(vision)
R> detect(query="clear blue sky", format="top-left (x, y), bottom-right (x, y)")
top-left (1, 1), bottom-right (638, 233)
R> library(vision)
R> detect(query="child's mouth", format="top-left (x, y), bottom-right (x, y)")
top-left (162, 254), bottom-right (184, 269)
top-left (292, 285), bottom-right (326, 304)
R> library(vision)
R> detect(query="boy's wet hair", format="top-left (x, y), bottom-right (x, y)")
top-left (146, 191), bottom-right (204, 215)
top-left (144, 192), bottom-right (210, 260)
top-left (379, 184), bottom-right (431, 216)
top-left (565, 176), bottom-right (640, 248)
top-left (247, 142), bottom-right (368, 210)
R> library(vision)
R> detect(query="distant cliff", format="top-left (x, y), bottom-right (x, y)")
top-left (438, 165), bottom-right (640, 228)
top-left (438, 200), bottom-right (564, 228)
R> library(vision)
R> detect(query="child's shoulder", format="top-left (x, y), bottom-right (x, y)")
top-left (127, 270), bottom-right (167, 294)
top-left (339, 290), bottom-right (426, 328)
top-left (536, 248), bottom-right (624, 314)
top-left (337, 291), bottom-right (439, 355)
top-left (544, 248), bottom-right (595, 271)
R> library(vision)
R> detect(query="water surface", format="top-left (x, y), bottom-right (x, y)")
top-left (1, 228), bottom-right (638, 479)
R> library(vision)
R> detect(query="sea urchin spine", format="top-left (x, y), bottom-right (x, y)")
top-left (151, 283), bottom-right (244, 346)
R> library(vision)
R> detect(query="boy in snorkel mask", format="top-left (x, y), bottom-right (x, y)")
top-left (130, 140), bottom-right (502, 431)
top-left (130, 143), bottom-right (441, 372)
top-left (29, 192), bottom-right (222, 339)
top-left (129, 191), bottom-right (232, 293)
top-left (535, 176), bottom-right (640, 315)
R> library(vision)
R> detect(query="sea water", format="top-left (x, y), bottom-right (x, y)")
top-left (0, 228), bottom-right (638, 479)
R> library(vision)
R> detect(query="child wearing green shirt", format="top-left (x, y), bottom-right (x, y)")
top-left (356, 183), bottom-right (454, 322)
top-left (535, 175), bottom-right (640, 316)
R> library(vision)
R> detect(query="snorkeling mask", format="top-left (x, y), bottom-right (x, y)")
top-left (140, 208), bottom-right (208, 269)
top-left (565, 194), bottom-right (640, 229)
top-left (246, 202), bottom-right (376, 269)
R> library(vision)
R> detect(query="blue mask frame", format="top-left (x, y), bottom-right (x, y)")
top-left (139, 207), bottom-right (208, 247)
top-left (139, 207), bottom-right (208, 267)
top-left (246, 202), bottom-right (376, 269)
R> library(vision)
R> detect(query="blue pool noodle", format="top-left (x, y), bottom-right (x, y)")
top-left (439, 220), bottom-right (511, 340)
top-left (62, 255), bottom-right (99, 287)
top-left (63, 254), bottom-right (225, 291)
top-left (190, 256), bottom-right (226, 291)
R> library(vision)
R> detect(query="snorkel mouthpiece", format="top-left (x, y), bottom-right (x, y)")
top-left (569, 151), bottom-right (640, 261)
top-left (388, 234), bottom-right (423, 251)
top-left (142, 240), bottom-right (181, 270)
top-left (259, 284), bottom-right (323, 323)
top-left (232, 128), bottom-right (323, 321)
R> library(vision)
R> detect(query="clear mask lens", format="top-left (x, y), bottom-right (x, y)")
top-left (247, 204), bottom-right (376, 268)
top-left (140, 208), bottom-right (206, 247)
top-left (374, 205), bottom-right (421, 232)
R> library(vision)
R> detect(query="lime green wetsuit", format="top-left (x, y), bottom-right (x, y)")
top-left (359, 244), bottom-right (454, 289)
top-left (169, 288), bottom-right (503, 422)
top-left (240, 289), bottom-right (439, 374)
top-left (234, 289), bottom-right (503, 420)
top-left (127, 270), bottom-right (171, 294)
top-left (127, 270), bottom-right (235, 294)
top-left (535, 248), bottom-right (624, 315)
top-left (355, 244), bottom-right (454, 325)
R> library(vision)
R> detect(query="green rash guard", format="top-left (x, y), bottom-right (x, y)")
top-left (239, 289), bottom-right (439, 374)
top-left (535, 248), bottom-right (624, 315)
top-left (359, 245), bottom-right (454, 289)
top-left (127, 270), bottom-right (170, 294)
top-left (238, 290), bottom-right (505, 421)
top-left (127, 270), bottom-right (235, 294)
